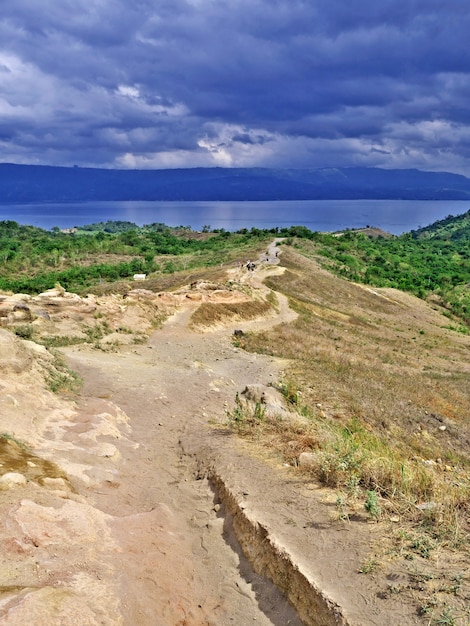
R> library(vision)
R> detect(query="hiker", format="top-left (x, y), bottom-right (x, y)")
top-left (250, 262), bottom-right (255, 271)
top-left (246, 260), bottom-right (251, 270)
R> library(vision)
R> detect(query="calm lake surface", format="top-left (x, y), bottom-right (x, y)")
top-left (1, 199), bottom-right (469, 235)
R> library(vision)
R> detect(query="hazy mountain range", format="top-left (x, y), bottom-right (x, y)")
top-left (2, 163), bottom-right (470, 203)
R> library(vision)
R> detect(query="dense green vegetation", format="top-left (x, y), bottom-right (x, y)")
top-left (411, 208), bottom-right (470, 241)
top-left (0, 220), bottom-right (275, 294)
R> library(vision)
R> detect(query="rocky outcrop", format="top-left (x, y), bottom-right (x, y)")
top-left (0, 282), bottom-right (253, 348)
top-left (241, 383), bottom-right (290, 417)
top-left (0, 329), bottom-right (136, 625)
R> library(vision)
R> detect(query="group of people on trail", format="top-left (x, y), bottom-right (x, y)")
top-left (237, 249), bottom-right (279, 272)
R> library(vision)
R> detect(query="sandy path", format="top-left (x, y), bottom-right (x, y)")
top-left (57, 249), bottom-right (422, 626)
top-left (62, 255), bottom-right (304, 625)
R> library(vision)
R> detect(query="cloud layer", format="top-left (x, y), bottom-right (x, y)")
top-left (1, 0), bottom-right (470, 173)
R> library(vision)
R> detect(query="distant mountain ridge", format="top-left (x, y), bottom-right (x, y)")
top-left (1, 163), bottom-right (470, 202)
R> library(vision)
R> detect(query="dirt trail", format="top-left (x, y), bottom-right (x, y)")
top-left (62, 248), bottom-right (304, 625)
top-left (55, 245), bottom-right (421, 625)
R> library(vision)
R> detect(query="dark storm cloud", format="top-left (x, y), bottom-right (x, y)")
top-left (1, 0), bottom-right (470, 172)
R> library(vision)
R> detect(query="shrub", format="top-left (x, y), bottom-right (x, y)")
top-left (14, 324), bottom-right (33, 339)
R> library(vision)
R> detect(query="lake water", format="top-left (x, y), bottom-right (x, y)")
top-left (1, 199), bottom-right (469, 235)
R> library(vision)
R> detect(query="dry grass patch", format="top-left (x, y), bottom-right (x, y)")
top-left (242, 249), bottom-right (470, 464)
top-left (230, 244), bottom-right (470, 620)
top-left (227, 379), bottom-right (470, 621)
top-left (191, 300), bottom-right (272, 328)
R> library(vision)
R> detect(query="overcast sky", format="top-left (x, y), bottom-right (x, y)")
top-left (1, 1), bottom-right (470, 173)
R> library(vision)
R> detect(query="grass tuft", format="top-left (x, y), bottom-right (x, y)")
top-left (45, 350), bottom-right (82, 395)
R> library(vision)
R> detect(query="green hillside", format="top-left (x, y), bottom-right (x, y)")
top-left (284, 216), bottom-right (470, 328)
top-left (0, 220), bottom-right (273, 294)
top-left (411, 208), bottom-right (470, 241)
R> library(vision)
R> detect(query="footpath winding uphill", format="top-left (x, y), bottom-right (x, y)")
top-left (0, 243), bottom-right (424, 625)
top-left (62, 279), bottom-right (304, 625)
